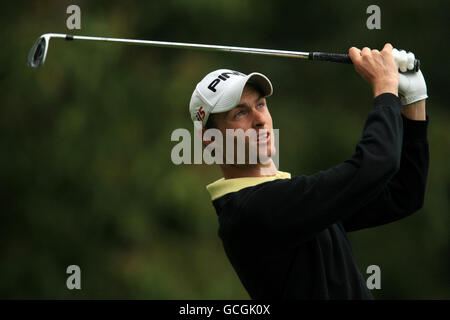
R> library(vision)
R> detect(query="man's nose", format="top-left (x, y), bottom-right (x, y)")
top-left (253, 109), bottom-right (266, 128)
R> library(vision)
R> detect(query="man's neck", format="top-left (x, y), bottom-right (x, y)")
top-left (220, 160), bottom-right (278, 179)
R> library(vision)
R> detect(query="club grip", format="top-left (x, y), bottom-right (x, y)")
top-left (309, 52), bottom-right (351, 64)
top-left (309, 52), bottom-right (420, 72)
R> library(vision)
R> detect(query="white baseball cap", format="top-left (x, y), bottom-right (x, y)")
top-left (189, 69), bottom-right (273, 126)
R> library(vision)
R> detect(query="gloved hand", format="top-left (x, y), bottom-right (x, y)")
top-left (393, 49), bottom-right (428, 105)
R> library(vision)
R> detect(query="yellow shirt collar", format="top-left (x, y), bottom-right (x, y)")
top-left (206, 171), bottom-right (291, 201)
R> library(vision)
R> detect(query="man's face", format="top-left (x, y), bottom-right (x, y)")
top-left (207, 84), bottom-right (274, 164)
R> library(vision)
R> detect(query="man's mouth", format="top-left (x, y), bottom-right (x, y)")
top-left (257, 131), bottom-right (271, 144)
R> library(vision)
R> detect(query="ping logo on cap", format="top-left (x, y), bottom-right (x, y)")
top-left (196, 106), bottom-right (206, 121)
top-left (207, 71), bottom-right (244, 92)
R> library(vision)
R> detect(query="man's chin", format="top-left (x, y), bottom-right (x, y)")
top-left (254, 145), bottom-right (273, 165)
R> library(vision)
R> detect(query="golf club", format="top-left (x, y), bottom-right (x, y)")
top-left (28, 33), bottom-right (420, 71)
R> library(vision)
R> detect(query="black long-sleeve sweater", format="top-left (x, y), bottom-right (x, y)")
top-left (206, 93), bottom-right (429, 299)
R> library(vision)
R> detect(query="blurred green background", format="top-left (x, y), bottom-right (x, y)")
top-left (1, 0), bottom-right (449, 299)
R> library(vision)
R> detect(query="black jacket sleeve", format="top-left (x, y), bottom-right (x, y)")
top-left (341, 114), bottom-right (429, 232)
top-left (238, 93), bottom-right (406, 246)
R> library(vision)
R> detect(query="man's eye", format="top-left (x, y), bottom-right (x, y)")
top-left (257, 103), bottom-right (265, 108)
top-left (235, 110), bottom-right (245, 118)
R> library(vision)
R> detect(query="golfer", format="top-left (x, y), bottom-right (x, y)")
top-left (189, 43), bottom-right (429, 299)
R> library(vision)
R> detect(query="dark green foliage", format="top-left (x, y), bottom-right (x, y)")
top-left (0, 0), bottom-right (448, 299)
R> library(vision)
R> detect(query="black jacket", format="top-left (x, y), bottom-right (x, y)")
top-left (207, 93), bottom-right (429, 299)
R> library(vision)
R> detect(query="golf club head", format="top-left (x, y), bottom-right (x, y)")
top-left (28, 35), bottom-right (49, 68)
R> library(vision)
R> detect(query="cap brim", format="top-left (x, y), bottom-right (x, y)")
top-left (246, 72), bottom-right (273, 98)
top-left (211, 72), bottom-right (273, 114)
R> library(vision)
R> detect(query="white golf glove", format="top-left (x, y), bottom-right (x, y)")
top-left (393, 48), bottom-right (428, 105)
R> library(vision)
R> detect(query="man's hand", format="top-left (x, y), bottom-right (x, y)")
top-left (349, 43), bottom-right (399, 98)
top-left (391, 48), bottom-right (428, 107)
top-left (398, 70), bottom-right (428, 106)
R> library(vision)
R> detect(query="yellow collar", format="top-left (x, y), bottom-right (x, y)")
top-left (206, 171), bottom-right (291, 201)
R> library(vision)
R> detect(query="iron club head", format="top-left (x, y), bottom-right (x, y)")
top-left (27, 34), bottom-right (50, 68)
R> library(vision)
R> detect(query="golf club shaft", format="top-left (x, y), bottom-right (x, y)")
top-left (63, 34), bottom-right (312, 59)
